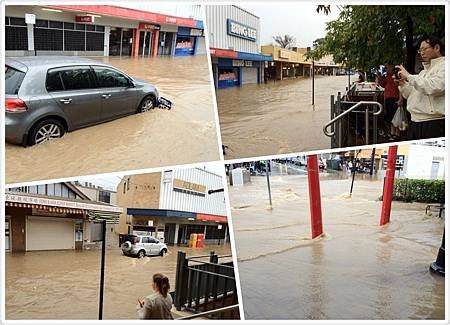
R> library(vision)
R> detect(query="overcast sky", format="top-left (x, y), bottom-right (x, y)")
top-left (235, 3), bottom-right (340, 47)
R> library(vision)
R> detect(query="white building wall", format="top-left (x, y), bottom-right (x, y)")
top-left (404, 144), bottom-right (446, 180)
top-left (159, 168), bottom-right (226, 216)
top-left (205, 5), bottom-right (260, 54)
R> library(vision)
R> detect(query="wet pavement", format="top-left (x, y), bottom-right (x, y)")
top-left (229, 174), bottom-right (445, 320)
top-left (6, 55), bottom-right (219, 184)
top-left (5, 244), bottom-right (232, 320)
top-left (217, 75), bottom-right (352, 159)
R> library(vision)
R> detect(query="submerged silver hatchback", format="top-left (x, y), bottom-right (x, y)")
top-left (5, 56), bottom-right (164, 146)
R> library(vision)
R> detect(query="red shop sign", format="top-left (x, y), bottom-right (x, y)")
top-left (138, 23), bottom-right (160, 30)
top-left (76, 16), bottom-right (93, 23)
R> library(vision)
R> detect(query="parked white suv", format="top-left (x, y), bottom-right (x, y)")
top-left (121, 234), bottom-right (168, 258)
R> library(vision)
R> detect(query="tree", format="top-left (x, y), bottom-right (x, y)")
top-left (308, 5), bottom-right (445, 73)
top-left (273, 35), bottom-right (296, 49)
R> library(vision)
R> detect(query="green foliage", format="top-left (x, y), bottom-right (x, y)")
top-left (308, 5), bottom-right (445, 71)
top-left (392, 178), bottom-right (445, 203)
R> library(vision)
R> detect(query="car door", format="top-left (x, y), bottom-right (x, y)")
top-left (141, 236), bottom-right (151, 255)
top-left (92, 66), bottom-right (139, 120)
top-left (46, 66), bottom-right (102, 128)
top-left (148, 237), bottom-right (160, 255)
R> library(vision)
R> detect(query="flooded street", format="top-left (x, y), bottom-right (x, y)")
top-left (229, 174), bottom-right (444, 319)
top-left (6, 244), bottom-right (232, 319)
top-left (217, 75), bottom-right (351, 159)
top-left (6, 55), bottom-right (219, 184)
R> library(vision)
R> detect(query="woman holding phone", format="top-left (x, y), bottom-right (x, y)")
top-left (137, 273), bottom-right (174, 319)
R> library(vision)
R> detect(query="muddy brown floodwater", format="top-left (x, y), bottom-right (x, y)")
top-left (6, 55), bottom-right (219, 184)
top-left (217, 75), bottom-right (352, 160)
top-left (229, 174), bottom-right (445, 320)
top-left (6, 244), bottom-right (233, 320)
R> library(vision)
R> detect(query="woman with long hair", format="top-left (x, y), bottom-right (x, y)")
top-left (137, 273), bottom-right (174, 319)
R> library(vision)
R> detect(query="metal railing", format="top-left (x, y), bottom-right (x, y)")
top-left (176, 304), bottom-right (240, 320)
top-left (324, 93), bottom-right (383, 147)
top-left (174, 251), bottom-right (239, 318)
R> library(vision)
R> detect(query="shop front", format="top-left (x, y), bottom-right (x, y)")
top-left (211, 48), bottom-right (271, 88)
top-left (5, 5), bottom-right (204, 58)
top-left (261, 45), bottom-right (312, 81)
top-left (5, 192), bottom-right (122, 252)
top-left (126, 208), bottom-right (229, 246)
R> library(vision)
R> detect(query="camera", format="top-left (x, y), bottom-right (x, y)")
top-left (394, 67), bottom-right (401, 79)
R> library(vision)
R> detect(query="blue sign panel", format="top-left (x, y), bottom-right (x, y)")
top-left (227, 19), bottom-right (257, 42)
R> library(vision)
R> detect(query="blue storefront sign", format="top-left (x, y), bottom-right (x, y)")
top-left (227, 19), bottom-right (257, 42)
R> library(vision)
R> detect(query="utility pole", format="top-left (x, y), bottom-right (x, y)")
top-left (265, 160), bottom-right (272, 208)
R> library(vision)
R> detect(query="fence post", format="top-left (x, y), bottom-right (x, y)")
top-left (307, 155), bottom-right (323, 239)
top-left (175, 251), bottom-right (187, 310)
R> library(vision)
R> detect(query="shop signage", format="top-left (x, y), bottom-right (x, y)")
top-left (227, 19), bottom-right (257, 42)
top-left (76, 15), bottom-right (94, 23)
top-left (25, 13), bottom-right (36, 25)
top-left (197, 213), bottom-right (228, 223)
top-left (5, 193), bottom-right (123, 213)
top-left (190, 28), bottom-right (203, 36)
top-left (232, 60), bottom-right (253, 67)
top-left (138, 22), bottom-right (160, 30)
top-left (279, 49), bottom-right (291, 59)
top-left (176, 41), bottom-right (193, 49)
top-left (173, 179), bottom-right (206, 195)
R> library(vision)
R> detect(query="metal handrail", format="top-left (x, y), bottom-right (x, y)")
top-left (323, 101), bottom-right (383, 137)
top-left (176, 304), bottom-right (240, 320)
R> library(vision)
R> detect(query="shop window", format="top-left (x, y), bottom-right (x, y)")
top-left (86, 32), bottom-right (104, 51)
top-left (35, 19), bottom-right (48, 28)
top-left (34, 28), bottom-right (63, 51)
top-left (98, 191), bottom-right (111, 204)
top-left (47, 183), bottom-right (55, 196)
top-left (54, 183), bottom-right (62, 196)
top-left (49, 21), bottom-right (63, 29)
top-left (46, 69), bottom-right (65, 92)
top-left (64, 30), bottom-right (85, 51)
top-left (96, 25), bottom-right (105, 32)
top-left (62, 185), bottom-right (69, 198)
top-left (86, 25), bottom-right (95, 32)
top-left (93, 67), bottom-right (130, 88)
top-left (9, 17), bottom-right (26, 26)
top-left (68, 191), bottom-right (76, 199)
top-left (59, 67), bottom-right (93, 91)
top-left (37, 185), bottom-right (46, 195)
top-left (29, 186), bottom-right (38, 194)
top-left (6, 26), bottom-right (28, 50)
top-left (63, 22), bottom-right (74, 30)
top-left (75, 23), bottom-right (86, 31)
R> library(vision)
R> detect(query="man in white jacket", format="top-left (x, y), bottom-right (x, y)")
top-left (395, 36), bottom-right (445, 140)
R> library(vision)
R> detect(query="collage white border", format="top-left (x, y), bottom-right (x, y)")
top-left (0, 0), bottom-right (448, 324)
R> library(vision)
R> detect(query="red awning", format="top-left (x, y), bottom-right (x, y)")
top-left (197, 213), bottom-right (228, 223)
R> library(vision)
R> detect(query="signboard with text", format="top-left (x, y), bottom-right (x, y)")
top-left (227, 19), bottom-right (257, 42)
top-left (76, 15), bottom-right (94, 23)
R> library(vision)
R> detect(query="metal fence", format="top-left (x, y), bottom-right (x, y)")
top-left (174, 251), bottom-right (239, 319)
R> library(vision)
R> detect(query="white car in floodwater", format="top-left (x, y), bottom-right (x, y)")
top-left (121, 234), bottom-right (168, 258)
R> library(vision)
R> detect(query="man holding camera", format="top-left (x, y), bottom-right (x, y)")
top-left (395, 36), bottom-right (445, 140)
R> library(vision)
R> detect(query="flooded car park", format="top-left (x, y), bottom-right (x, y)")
top-left (217, 75), bottom-right (351, 160)
top-left (229, 175), bottom-right (445, 320)
top-left (6, 55), bottom-right (219, 184)
top-left (5, 244), bottom-right (233, 320)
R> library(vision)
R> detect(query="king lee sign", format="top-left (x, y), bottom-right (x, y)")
top-left (227, 19), bottom-right (257, 42)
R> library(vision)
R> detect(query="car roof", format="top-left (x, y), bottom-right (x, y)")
top-left (6, 56), bottom-right (111, 69)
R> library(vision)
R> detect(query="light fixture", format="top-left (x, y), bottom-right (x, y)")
top-left (88, 14), bottom-right (102, 18)
top-left (42, 8), bottom-right (63, 13)
top-left (187, 217), bottom-right (195, 221)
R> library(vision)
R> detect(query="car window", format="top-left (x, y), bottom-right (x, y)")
top-left (141, 237), bottom-right (150, 243)
top-left (93, 66), bottom-right (130, 88)
top-left (46, 70), bottom-right (64, 92)
top-left (5, 65), bottom-right (26, 95)
top-left (149, 238), bottom-right (158, 244)
top-left (56, 66), bottom-right (93, 91)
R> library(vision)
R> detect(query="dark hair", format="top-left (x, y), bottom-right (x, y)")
top-left (153, 273), bottom-right (170, 297)
top-left (420, 35), bottom-right (445, 55)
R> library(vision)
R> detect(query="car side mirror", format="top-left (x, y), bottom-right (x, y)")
top-left (128, 79), bottom-right (136, 88)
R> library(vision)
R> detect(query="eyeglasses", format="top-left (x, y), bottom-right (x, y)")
top-left (417, 46), bottom-right (433, 54)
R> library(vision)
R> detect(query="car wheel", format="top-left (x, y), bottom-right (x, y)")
top-left (160, 248), bottom-right (167, 256)
top-left (138, 95), bottom-right (155, 113)
top-left (29, 119), bottom-right (65, 145)
top-left (138, 250), bottom-right (146, 258)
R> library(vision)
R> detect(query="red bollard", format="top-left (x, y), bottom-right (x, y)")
top-left (307, 155), bottom-right (323, 239)
top-left (380, 145), bottom-right (398, 225)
